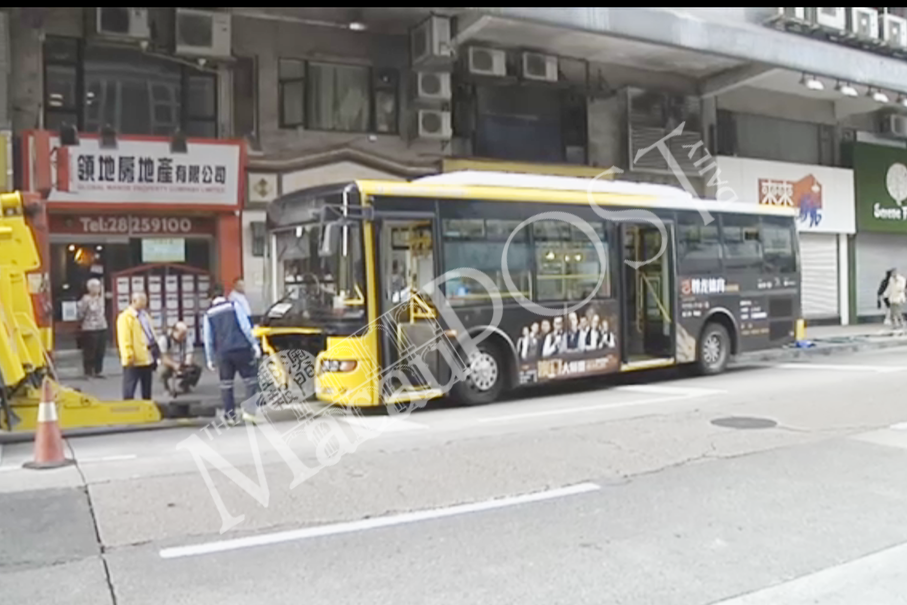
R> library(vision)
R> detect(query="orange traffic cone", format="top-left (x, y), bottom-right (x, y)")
top-left (23, 378), bottom-right (74, 470)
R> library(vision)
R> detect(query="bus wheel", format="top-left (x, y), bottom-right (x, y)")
top-left (696, 322), bottom-right (730, 375)
top-left (453, 342), bottom-right (505, 406)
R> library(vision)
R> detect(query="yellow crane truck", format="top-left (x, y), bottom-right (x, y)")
top-left (0, 190), bottom-right (178, 433)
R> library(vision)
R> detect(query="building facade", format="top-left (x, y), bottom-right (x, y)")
top-left (5, 7), bottom-right (907, 329)
top-left (848, 140), bottom-right (907, 322)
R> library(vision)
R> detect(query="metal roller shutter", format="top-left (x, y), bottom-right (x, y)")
top-left (799, 234), bottom-right (839, 319)
top-left (855, 233), bottom-right (907, 317)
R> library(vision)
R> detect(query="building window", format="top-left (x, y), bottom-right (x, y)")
top-left (43, 36), bottom-right (218, 138)
top-left (44, 36), bottom-right (80, 133)
top-left (250, 221), bottom-right (266, 257)
top-left (725, 112), bottom-right (833, 166)
top-left (278, 59), bottom-right (305, 128)
top-left (184, 73), bottom-right (218, 137)
top-left (233, 56), bottom-right (257, 139)
top-left (472, 84), bottom-right (586, 164)
top-left (278, 58), bottom-right (398, 134)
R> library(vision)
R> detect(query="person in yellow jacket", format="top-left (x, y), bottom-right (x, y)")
top-left (116, 292), bottom-right (160, 400)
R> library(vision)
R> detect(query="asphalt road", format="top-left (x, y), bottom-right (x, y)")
top-left (4, 347), bottom-right (907, 604)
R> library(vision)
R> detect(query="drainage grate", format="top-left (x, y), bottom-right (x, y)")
top-left (710, 416), bottom-right (778, 430)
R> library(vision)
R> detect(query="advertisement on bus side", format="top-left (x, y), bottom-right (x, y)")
top-left (514, 302), bottom-right (620, 385)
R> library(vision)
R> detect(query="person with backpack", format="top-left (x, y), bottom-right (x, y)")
top-left (203, 284), bottom-right (262, 424)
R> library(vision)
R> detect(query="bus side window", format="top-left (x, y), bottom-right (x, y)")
top-left (441, 217), bottom-right (531, 305)
top-left (761, 216), bottom-right (796, 274)
top-left (534, 219), bottom-right (610, 302)
top-left (676, 212), bottom-right (721, 273)
top-left (720, 214), bottom-right (763, 270)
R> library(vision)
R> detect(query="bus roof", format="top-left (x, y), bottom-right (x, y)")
top-left (353, 170), bottom-right (796, 218)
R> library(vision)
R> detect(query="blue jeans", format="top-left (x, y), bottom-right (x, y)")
top-left (217, 349), bottom-right (260, 418)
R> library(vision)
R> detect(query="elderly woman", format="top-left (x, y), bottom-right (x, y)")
top-left (77, 278), bottom-right (108, 378)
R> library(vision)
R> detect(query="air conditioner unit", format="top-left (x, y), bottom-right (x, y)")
top-left (95, 8), bottom-right (150, 40)
top-left (847, 7), bottom-right (880, 39)
top-left (816, 7), bottom-right (847, 30)
top-left (416, 72), bottom-right (451, 101)
top-left (175, 8), bottom-right (232, 59)
top-left (468, 47), bottom-right (506, 77)
top-left (776, 7), bottom-right (808, 21)
top-left (521, 52), bottom-right (558, 82)
top-left (411, 15), bottom-right (452, 67)
top-left (880, 113), bottom-right (907, 138)
top-left (881, 13), bottom-right (907, 48)
top-left (417, 109), bottom-right (452, 139)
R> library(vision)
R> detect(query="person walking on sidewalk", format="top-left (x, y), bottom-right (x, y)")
top-left (883, 268), bottom-right (907, 332)
top-left (77, 278), bottom-right (108, 379)
top-left (878, 268), bottom-right (895, 326)
top-left (203, 284), bottom-right (262, 425)
top-left (116, 292), bottom-right (159, 400)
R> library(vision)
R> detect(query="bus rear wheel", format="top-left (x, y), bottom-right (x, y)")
top-left (452, 342), bottom-right (506, 406)
top-left (696, 322), bottom-right (730, 375)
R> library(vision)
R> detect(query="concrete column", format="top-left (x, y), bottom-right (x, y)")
top-left (0, 12), bottom-right (8, 130)
top-left (838, 232), bottom-right (849, 326)
top-left (216, 212), bottom-right (243, 289)
top-left (699, 95), bottom-right (718, 199)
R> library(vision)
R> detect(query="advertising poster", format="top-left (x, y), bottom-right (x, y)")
top-left (516, 303), bottom-right (620, 385)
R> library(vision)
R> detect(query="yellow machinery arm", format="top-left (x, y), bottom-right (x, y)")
top-left (0, 191), bottom-right (165, 432)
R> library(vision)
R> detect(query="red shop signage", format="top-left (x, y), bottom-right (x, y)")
top-left (50, 214), bottom-right (215, 236)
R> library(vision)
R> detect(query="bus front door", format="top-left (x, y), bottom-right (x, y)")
top-left (377, 219), bottom-right (447, 406)
top-left (620, 222), bottom-right (676, 365)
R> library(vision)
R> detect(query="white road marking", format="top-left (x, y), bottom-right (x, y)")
top-left (709, 540), bottom-right (907, 604)
top-left (341, 416), bottom-right (428, 433)
top-left (890, 422), bottom-right (907, 431)
top-left (79, 454), bottom-right (138, 463)
top-left (478, 394), bottom-right (705, 423)
top-left (159, 482), bottom-right (601, 559)
top-left (775, 363), bottom-right (907, 373)
top-left (615, 384), bottom-right (727, 397)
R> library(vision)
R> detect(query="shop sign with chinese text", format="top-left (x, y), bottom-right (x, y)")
top-left (33, 134), bottom-right (242, 207)
top-left (715, 156), bottom-right (855, 234)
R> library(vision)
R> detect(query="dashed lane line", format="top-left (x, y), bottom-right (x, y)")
top-left (159, 482), bottom-right (602, 559)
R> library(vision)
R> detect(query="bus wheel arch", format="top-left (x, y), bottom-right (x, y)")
top-left (696, 311), bottom-right (737, 375)
top-left (451, 329), bottom-right (514, 406)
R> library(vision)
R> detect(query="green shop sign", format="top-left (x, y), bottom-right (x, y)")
top-left (853, 142), bottom-right (907, 233)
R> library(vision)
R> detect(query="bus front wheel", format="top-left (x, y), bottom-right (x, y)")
top-left (696, 322), bottom-right (730, 375)
top-left (452, 342), bottom-right (506, 406)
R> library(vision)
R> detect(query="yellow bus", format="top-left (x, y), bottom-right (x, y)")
top-left (257, 171), bottom-right (800, 409)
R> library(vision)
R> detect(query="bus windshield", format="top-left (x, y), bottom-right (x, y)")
top-left (273, 223), bottom-right (366, 322)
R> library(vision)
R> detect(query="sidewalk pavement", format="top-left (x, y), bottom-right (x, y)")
top-left (49, 348), bottom-right (223, 408)
top-left (744, 322), bottom-right (907, 362)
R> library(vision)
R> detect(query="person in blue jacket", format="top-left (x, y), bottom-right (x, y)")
top-left (203, 284), bottom-right (262, 424)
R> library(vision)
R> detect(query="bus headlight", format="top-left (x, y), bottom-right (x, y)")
top-left (319, 359), bottom-right (358, 373)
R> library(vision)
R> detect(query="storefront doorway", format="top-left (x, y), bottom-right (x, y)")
top-left (50, 235), bottom-right (213, 349)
